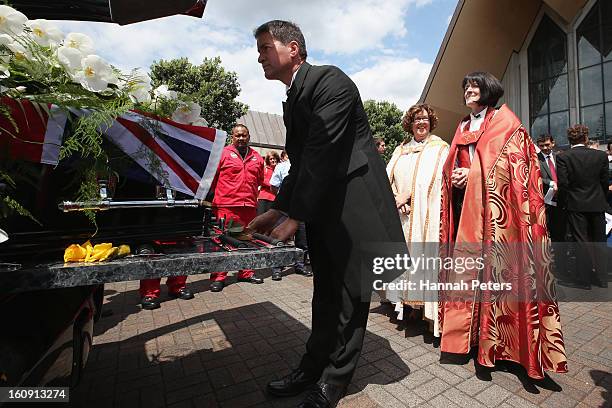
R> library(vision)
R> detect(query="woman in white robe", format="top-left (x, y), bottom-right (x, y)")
top-left (386, 103), bottom-right (449, 337)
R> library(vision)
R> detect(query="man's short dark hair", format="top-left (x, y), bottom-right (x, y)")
top-left (536, 134), bottom-right (555, 144)
top-left (461, 71), bottom-right (504, 107)
top-left (232, 124), bottom-right (249, 134)
top-left (253, 20), bottom-right (308, 60)
top-left (373, 137), bottom-right (384, 147)
top-left (567, 124), bottom-right (589, 145)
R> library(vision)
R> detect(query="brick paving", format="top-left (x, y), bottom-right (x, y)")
top-left (69, 269), bottom-right (612, 408)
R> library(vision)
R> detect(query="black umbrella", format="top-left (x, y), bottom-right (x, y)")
top-left (10, 0), bottom-right (206, 25)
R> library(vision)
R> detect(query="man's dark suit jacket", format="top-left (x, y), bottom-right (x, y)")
top-left (538, 151), bottom-right (558, 197)
top-left (556, 146), bottom-right (609, 212)
top-left (273, 62), bottom-right (405, 296)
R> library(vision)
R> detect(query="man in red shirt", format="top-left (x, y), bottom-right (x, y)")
top-left (210, 124), bottom-right (265, 292)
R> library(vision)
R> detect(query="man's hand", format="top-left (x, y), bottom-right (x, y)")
top-left (550, 180), bottom-right (558, 192)
top-left (247, 209), bottom-right (283, 234)
top-left (271, 218), bottom-right (299, 242)
top-left (451, 167), bottom-right (469, 189)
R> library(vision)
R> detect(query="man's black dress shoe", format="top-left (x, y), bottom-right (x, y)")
top-left (267, 369), bottom-right (318, 397)
top-left (210, 281), bottom-right (224, 292)
top-left (140, 296), bottom-right (160, 310)
top-left (557, 280), bottom-right (591, 290)
top-left (294, 266), bottom-right (313, 277)
top-left (591, 278), bottom-right (608, 288)
top-left (169, 287), bottom-right (194, 300)
top-left (237, 275), bottom-right (264, 284)
top-left (298, 382), bottom-right (346, 408)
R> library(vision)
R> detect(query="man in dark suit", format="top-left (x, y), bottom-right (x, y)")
top-left (556, 124), bottom-right (609, 289)
top-left (536, 134), bottom-right (568, 279)
top-left (249, 20), bottom-right (406, 408)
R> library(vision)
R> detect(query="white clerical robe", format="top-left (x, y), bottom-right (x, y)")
top-left (385, 135), bottom-right (449, 337)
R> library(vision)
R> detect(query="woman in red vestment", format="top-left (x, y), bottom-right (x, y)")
top-left (438, 71), bottom-right (567, 379)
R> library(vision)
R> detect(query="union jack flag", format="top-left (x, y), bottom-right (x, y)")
top-left (0, 97), bottom-right (226, 199)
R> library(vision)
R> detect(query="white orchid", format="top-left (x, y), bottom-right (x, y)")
top-left (172, 101), bottom-right (201, 125)
top-left (56, 45), bottom-right (82, 75)
top-left (0, 5), bottom-right (27, 36)
top-left (73, 55), bottom-right (117, 93)
top-left (127, 69), bottom-right (152, 104)
top-left (153, 84), bottom-right (178, 100)
top-left (64, 32), bottom-right (94, 55)
top-left (27, 19), bottom-right (63, 47)
top-left (6, 41), bottom-right (31, 61)
top-left (192, 117), bottom-right (209, 127)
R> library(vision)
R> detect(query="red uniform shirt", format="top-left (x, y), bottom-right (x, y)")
top-left (258, 165), bottom-right (277, 201)
top-left (212, 145), bottom-right (264, 208)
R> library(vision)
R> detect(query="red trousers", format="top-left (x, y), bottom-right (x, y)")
top-left (212, 206), bottom-right (257, 282)
top-left (140, 276), bottom-right (187, 298)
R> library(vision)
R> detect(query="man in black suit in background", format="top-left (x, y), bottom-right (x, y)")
top-left (249, 20), bottom-right (406, 408)
top-left (557, 125), bottom-right (609, 289)
top-left (536, 134), bottom-right (568, 279)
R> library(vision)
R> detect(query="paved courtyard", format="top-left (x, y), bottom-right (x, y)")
top-left (70, 269), bottom-right (611, 408)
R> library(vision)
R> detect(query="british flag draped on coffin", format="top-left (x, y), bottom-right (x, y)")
top-left (0, 97), bottom-right (226, 263)
top-left (0, 97), bottom-right (225, 198)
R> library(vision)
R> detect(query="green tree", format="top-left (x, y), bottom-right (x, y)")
top-left (149, 57), bottom-right (248, 133)
top-left (363, 100), bottom-right (407, 163)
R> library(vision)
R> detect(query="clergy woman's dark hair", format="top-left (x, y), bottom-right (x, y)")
top-left (254, 20), bottom-right (308, 60)
top-left (462, 71), bottom-right (504, 107)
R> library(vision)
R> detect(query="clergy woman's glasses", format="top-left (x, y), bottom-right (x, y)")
top-left (414, 117), bottom-right (430, 123)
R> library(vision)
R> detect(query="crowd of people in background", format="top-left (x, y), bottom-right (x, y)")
top-left (139, 124), bottom-right (314, 306)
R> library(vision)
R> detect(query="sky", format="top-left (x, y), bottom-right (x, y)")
top-left (52, 0), bottom-right (458, 116)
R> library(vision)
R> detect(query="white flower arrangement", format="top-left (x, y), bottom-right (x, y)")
top-left (0, 5), bottom-right (208, 126)
top-left (0, 5), bottom-right (210, 226)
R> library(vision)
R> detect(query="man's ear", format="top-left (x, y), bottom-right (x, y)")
top-left (289, 40), bottom-right (300, 58)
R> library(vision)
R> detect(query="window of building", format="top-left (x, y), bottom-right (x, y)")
top-left (528, 15), bottom-right (570, 144)
top-left (577, 0), bottom-right (612, 143)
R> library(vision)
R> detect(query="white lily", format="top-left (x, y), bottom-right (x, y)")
top-left (128, 69), bottom-right (152, 104)
top-left (28, 19), bottom-right (63, 47)
top-left (73, 54), bottom-right (116, 93)
top-left (192, 117), bottom-right (209, 127)
top-left (172, 101), bottom-right (201, 125)
top-left (153, 84), bottom-right (178, 100)
top-left (0, 5), bottom-right (27, 36)
top-left (64, 32), bottom-right (94, 55)
top-left (57, 45), bottom-right (83, 75)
